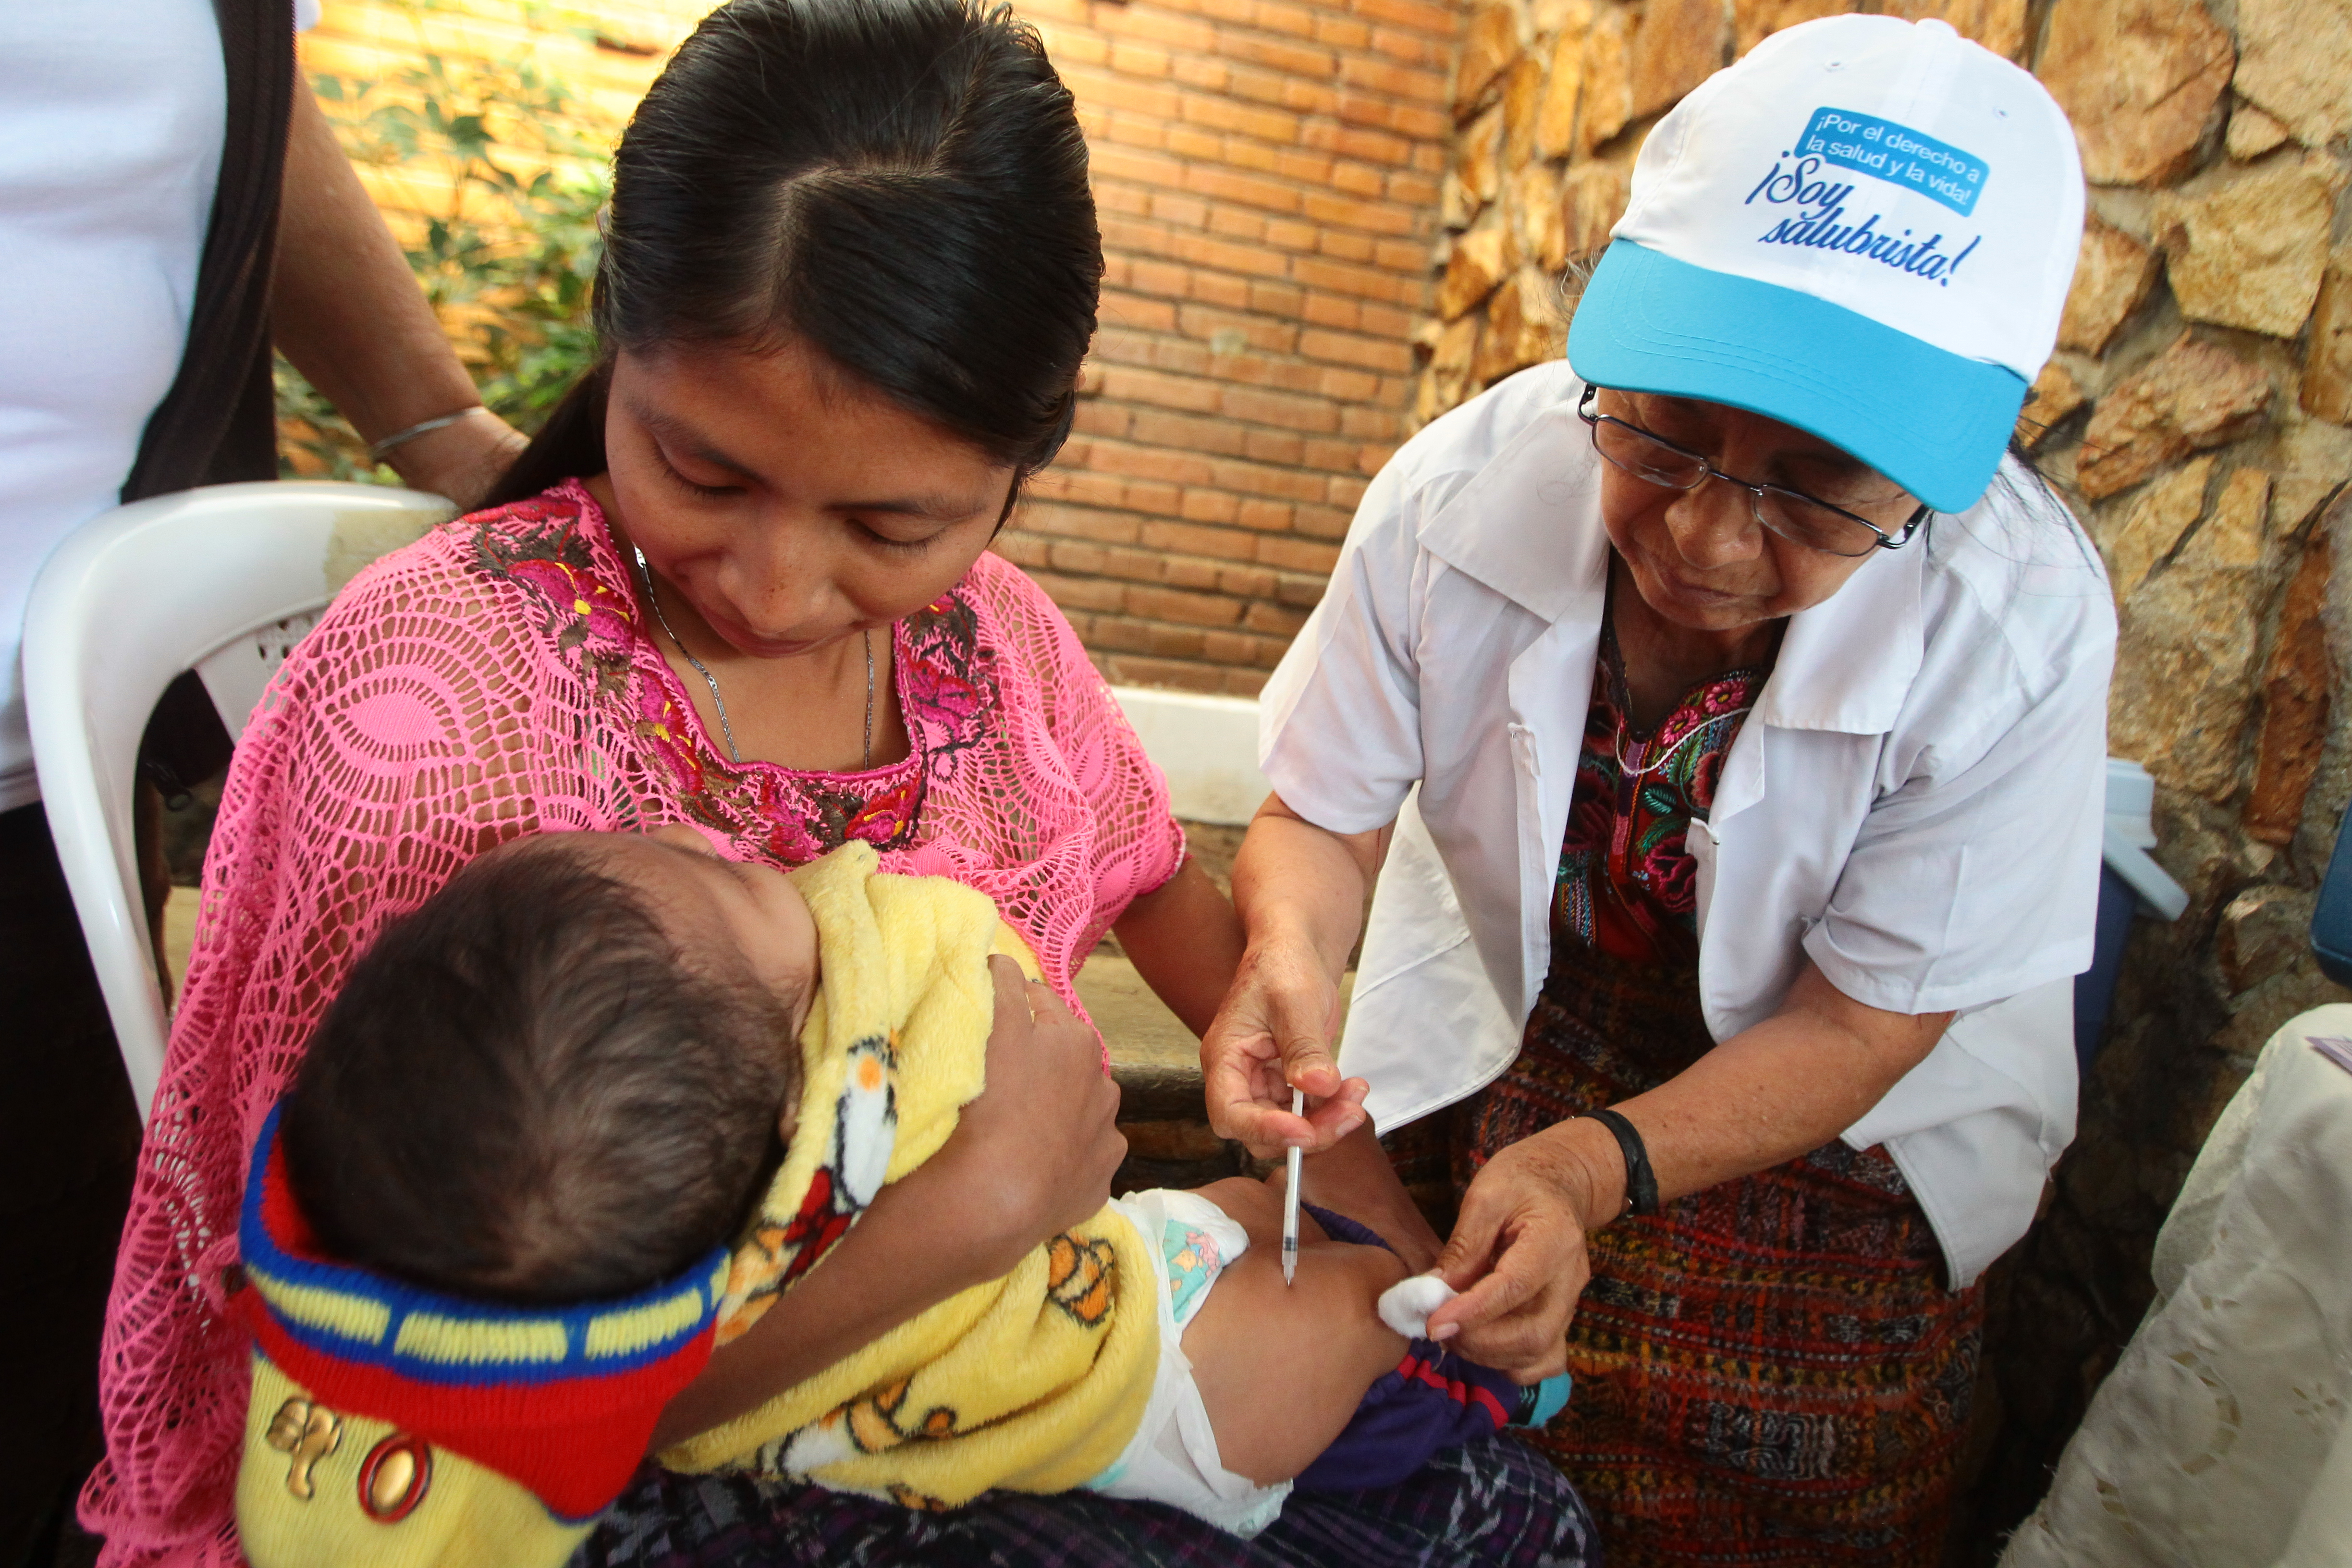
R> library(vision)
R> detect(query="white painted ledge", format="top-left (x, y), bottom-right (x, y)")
top-left (1110, 685), bottom-right (1268, 826)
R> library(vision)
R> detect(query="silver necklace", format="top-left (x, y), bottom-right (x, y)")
top-left (1613, 705), bottom-right (1754, 779)
top-left (632, 543), bottom-right (874, 769)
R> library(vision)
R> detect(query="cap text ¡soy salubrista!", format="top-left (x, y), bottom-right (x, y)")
top-left (1567, 15), bottom-right (2084, 513)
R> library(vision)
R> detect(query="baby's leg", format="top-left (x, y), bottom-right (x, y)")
top-left (1176, 1177), bottom-right (1410, 1484)
top-left (1298, 1122), bottom-right (1443, 1274)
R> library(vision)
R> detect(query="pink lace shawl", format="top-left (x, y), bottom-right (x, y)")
top-left (83, 481), bottom-right (1185, 1566)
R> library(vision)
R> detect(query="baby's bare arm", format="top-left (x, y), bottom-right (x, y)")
top-left (1177, 1176), bottom-right (1409, 1484)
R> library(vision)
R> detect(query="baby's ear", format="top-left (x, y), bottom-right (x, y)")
top-left (774, 1094), bottom-right (798, 1149)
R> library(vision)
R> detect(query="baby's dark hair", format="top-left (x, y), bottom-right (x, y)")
top-left (282, 838), bottom-right (800, 1304)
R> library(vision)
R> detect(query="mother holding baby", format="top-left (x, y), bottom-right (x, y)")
top-left (85, 2), bottom-right (1587, 1565)
top-left (1205, 18), bottom-right (2115, 1568)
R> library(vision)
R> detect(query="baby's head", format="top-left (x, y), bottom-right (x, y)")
top-left (282, 828), bottom-right (821, 1303)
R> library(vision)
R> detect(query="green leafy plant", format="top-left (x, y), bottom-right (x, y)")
top-left (279, 29), bottom-right (608, 481)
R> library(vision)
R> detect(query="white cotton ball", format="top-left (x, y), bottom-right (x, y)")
top-left (1377, 1273), bottom-right (1458, 1339)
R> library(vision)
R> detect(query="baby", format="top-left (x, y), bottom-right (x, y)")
top-left (230, 830), bottom-right (1566, 1568)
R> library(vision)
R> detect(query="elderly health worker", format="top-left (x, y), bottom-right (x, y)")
top-left (1203, 17), bottom-right (2112, 1564)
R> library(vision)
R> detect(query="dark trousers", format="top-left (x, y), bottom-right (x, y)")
top-left (0, 803), bottom-right (142, 1567)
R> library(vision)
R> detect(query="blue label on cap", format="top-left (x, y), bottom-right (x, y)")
top-left (1794, 107), bottom-right (1987, 215)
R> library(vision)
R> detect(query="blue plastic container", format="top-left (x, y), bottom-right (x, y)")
top-left (2312, 799), bottom-right (2352, 987)
top-left (2072, 866), bottom-right (2141, 1074)
top-left (2072, 760), bottom-right (2189, 1074)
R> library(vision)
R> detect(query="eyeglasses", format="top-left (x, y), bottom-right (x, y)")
top-left (1578, 385), bottom-right (1929, 558)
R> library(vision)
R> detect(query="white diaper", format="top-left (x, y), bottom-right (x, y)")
top-left (1086, 1188), bottom-right (1292, 1537)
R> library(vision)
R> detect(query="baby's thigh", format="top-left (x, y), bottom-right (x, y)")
top-left (1180, 1235), bottom-right (1407, 1485)
top-left (1183, 1176), bottom-right (1286, 1244)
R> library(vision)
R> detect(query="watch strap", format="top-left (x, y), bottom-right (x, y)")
top-left (1580, 1106), bottom-right (1661, 1218)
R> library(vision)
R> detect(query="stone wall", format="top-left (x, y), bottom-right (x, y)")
top-left (1413, 0), bottom-right (2352, 1548)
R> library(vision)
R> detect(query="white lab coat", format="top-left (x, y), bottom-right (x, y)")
top-left (1260, 361), bottom-right (2117, 1287)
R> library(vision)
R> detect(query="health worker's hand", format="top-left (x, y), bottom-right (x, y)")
top-left (1423, 1119), bottom-right (1620, 1381)
top-left (1200, 934), bottom-right (1369, 1158)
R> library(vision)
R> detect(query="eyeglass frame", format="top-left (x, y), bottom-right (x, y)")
top-left (1576, 384), bottom-right (1931, 557)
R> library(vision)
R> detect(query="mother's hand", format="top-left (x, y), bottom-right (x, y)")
top-left (925, 955), bottom-right (1127, 1278)
top-left (654, 956), bottom-right (1121, 1448)
top-left (1424, 1119), bottom-right (1621, 1381)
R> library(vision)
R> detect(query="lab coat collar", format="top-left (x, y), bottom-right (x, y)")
top-left (1416, 399), bottom-right (1611, 626)
top-left (1416, 379), bottom-right (1926, 741)
top-left (1760, 540), bottom-right (1924, 736)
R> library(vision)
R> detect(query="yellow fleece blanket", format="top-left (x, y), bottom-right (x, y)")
top-left (659, 843), bottom-right (1159, 1507)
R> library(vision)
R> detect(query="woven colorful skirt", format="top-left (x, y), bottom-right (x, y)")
top-left (573, 1432), bottom-right (1596, 1567)
top-left (1388, 938), bottom-right (1982, 1568)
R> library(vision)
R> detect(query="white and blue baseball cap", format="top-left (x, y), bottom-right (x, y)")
top-left (1566, 15), bottom-right (2083, 513)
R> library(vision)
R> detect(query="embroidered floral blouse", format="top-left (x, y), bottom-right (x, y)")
top-left (1552, 620), bottom-right (1775, 970)
top-left (487, 488), bottom-right (993, 868)
top-left (88, 479), bottom-right (1185, 1567)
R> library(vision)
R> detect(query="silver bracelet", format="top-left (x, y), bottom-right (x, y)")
top-left (366, 407), bottom-right (482, 461)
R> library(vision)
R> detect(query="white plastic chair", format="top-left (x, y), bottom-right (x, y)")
top-left (24, 480), bottom-right (454, 1121)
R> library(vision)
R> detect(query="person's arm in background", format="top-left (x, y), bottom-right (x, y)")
top-left (271, 79), bottom-right (524, 507)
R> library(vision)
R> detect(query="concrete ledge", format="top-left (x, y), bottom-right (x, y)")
top-left (1109, 686), bottom-right (1268, 827)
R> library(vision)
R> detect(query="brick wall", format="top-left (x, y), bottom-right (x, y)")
top-left (302, 0), bottom-right (1466, 696)
top-left (1004, 0), bottom-right (1461, 695)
